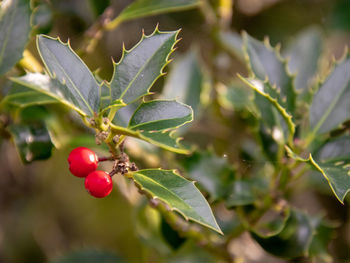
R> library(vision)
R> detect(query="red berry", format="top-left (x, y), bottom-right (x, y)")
top-left (68, 147), bottom-right (98, 177)
top-left (85, 170), bottom-right (113, 198)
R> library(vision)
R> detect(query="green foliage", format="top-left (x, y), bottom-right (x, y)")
top-left (128, 100), bottom-right (193, 131)
top-left (1, 0), bottom-right (350, 262)
top-left (110, 0), bottom-right (199, 27)
top-left (309, 53), bottom-right (350, 135)
top-left (37, 35), bottom-right (101, 115)
top-left (0, 0), bottom-right (31, 75)
top-left (131, 169), bottom-right (222, 234)
top-left (252, 210), bottom-right (313, 259)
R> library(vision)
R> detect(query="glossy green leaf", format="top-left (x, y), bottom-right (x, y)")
top-left (131, 169), bottom-right (223, 234)
top-left (9, 122), bottom-right (53, 164)
top-left (51, 250), bottom-right (126, 263)
top-left (109, 123), bottom-right (190, 154)
top-left (1, 82), bottom-right (57, 109)
top-left (129, 100), bottom-right (193, 131)
top-left (242, 32), bottom-right (296, 115)
top-left (287, 146), bottom-right (350, 203)
top-left (0, 0), bottom-right (31, 75)
top-left (114, 0), bottom-right (199, 24)
top-left (162, 50), bottom-right (208, 116)
top-left (252, 209), bottom-right (313, 259)
top-left (37, 35), bottom-right (100, 115)
top-left (113, 101), bottom-right (140, 127)
top-left (138, 130), bottom-right (190, 154)
top-left (110, 28), bottom-right (179, 104)
top-left (310, 54), bottom-right (350, 135)
top-left (181, 150), bottom-right (235, 201)
top-left (284, 27), bottom-right (322, 91)
top-left (11, 73), bottom-right (92, 116)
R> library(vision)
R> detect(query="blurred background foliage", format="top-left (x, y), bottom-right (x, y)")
top-left (1, 0), bottom-right (350, 262)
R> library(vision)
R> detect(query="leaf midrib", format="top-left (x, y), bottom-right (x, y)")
top-left (134, 172), bottom-right (205, 222)
top-left (118, 35), bottom-right (173, 101)
top-left (129, 114), bottom-right (192, 130)
top-left (40, 39), bottom-right (94, 115)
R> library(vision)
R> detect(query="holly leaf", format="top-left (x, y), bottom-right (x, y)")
top-left (242, 32), bottom-right (296, 115)
top-left (109, 124), bottom-right (190, 154)
top-left (252, 209), bottom-right (313, 259)
top-left (37, 35), bottom-right (100, 115)
top-left (109, 27), bottom-right (179, 104)
top-left (0, 0), bottom-right (31, 75)
top-left (129, 100), bottom-right (193, 131)
top-left (9, 122), bottom-right (53, 163)
top-left (1, 83), bottom-right (57, 109)
top-left (239, 76), bottom-right (295, 144)
top-left (181, 150), bottom-right (235, 201)
top-left (131, 169), bottom-right (223, 234)
top-left (287, 145), bottom-right (350, 203)
top-left (108, 0), bottom-right (199, 28)
top-left (138, 130), bottom-right (190, 154)
top-left (309, 53), bottom-right (350, 135)
top-left (10, 73), bottom-right (93, 116)
top-left (284, 27), bottom-right (322, 92)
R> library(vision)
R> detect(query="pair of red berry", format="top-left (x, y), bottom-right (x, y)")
top-left (68, 147), bottom-right (112, 198)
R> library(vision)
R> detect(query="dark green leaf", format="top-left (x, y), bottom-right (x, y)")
top-left (109, 122), bottom-right (190, 154)
top-left (37, 35), bottom-right (100, 115)
top-left (284, 27), bottom-right (322, 92)
top-left (287, 147), bottom-right (350, 203)
top-left (0, 0), bottom-right (31, 75)
top-left (9, 122), bottom-right (53, 163)
top-left (11, 73), bottom-right (92, 116)
top-left (1, 82), bottom-right (57, 109)
top-left (131, 169), bottom-right (223, 234)
top-left (113, 0), bottom-right (199, 24)
top-left (242, 32), bottom-right (296, 115)
top-left (162, 49), bottom-right (207, 116)
top-left (138, 130), bottom-right (190, 154)
top-left (113, 101), bottom-right (140, 127)
top-left (181, 150), bottom-right (235, 201)
top-left (129, 100), bottom-right (193, 131)
top-left (110, 27), bottom-right (178, 104)
top-left (51, 250), bottom-right (126, 263)
top-left (252, 209), bottom-right (313, 259)
top-left (310, 54), bottom-right (350, 135)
